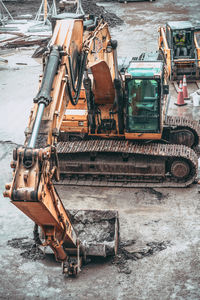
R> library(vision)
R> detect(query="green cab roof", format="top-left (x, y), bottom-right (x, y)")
top-left (127, 61), bottom-right (163, 78)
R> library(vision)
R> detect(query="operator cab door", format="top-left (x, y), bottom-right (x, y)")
top-left (125, 78), bottom-right (161, 135)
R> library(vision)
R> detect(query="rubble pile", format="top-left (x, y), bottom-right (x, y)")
top-left (5, 0), bottom-right (123, 27)
top-left (8, 237), bottom-right (45, 260)
top-left (69, 0), bottom-right (123, 27)
top-left (0, 32), bottom-right (49, 48)
top-left (112, 240), bottom-right (171, 274)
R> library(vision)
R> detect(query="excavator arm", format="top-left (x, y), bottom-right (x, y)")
top-left (4, 18), bottom-right (119, 276)
top-left (4, 19), bottom-right (85, 275)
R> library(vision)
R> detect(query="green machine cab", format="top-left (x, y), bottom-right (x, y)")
top-left (124, 58), bottom-right (168, 138)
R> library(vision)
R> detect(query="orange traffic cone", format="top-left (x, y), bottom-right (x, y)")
top-left (175, 80), bottom-right (187, 106)
top-left (183, 75), bottom-right (190, 100)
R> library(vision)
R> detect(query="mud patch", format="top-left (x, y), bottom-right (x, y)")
top-left (144, 188), bottom-right (166, 201)
top-left (7, 237), bottom-right (45, 260)
top-left (112, 240), bottom-right (171, 274)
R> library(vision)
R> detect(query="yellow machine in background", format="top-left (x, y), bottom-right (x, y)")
top-left (158, 21), bottom-right (200, 81)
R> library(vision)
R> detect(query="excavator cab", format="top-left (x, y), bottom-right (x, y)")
top-left (126, 78), bottom-right (160, 133)
top-left (124, 60), bottom-right (167, 139)
top-left (159, 21), bottom-right (200, 81)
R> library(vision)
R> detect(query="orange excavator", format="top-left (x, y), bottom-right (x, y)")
top-left (3, 9), bottom-right (200, 275)
top-left (4, 16), bottom-right (119, 276)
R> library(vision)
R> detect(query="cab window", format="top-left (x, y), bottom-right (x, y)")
top-left (126, 79), bottom-right (160, 133)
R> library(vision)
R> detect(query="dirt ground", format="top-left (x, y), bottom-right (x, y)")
top-left (0, 1), bottom-right (200, 299)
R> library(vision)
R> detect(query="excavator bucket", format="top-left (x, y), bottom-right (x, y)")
top-left (68, 210), bottom-right (119, 257)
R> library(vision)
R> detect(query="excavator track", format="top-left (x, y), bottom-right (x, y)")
top-left (164, 115), bottom-right (200, 152)
top-left (56, 140), bottom-right (198, 188)
top-left (165, 115), bottom-right (200, 139)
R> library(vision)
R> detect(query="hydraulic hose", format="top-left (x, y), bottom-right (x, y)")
top-left (67, 55), bottom-right (79, 93)
top-left (111, 40), bottom-right (124, 134)
top-left (83, 74), bottom-right (96, 133)
top-left (66, 51), bottom-right (88, 106)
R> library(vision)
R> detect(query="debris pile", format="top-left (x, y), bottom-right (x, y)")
top-left (69, 210), bottom-right (118, 256)
top-left (0, 1), bottom-right (13, 27)
top-left (0, 1), bottom-right (52, 51)
top-left (0, 31), bottom-right (50, 48)
top-left (7, 233), bottom-right (170, 272)
top-left (8, 237), bottom-right (45, 260)
top-left (112, 240), bottom-right (171, 274)
top-left (144, 188), bottom-right (165, 201)
top-left (7, 209), bottom-right (118, 261)
top-left (5, 0), bottom-right (123, 28)
top-left (0, 0), bottom-right (122, 57)
top-left (66, 0), bottom-right (123, 27)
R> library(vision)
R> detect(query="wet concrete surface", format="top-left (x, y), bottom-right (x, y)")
top-left (0, 1), bottom-right (200, 299)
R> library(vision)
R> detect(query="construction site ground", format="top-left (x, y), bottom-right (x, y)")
top-left (0, 0), bottom-right (200, 299)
